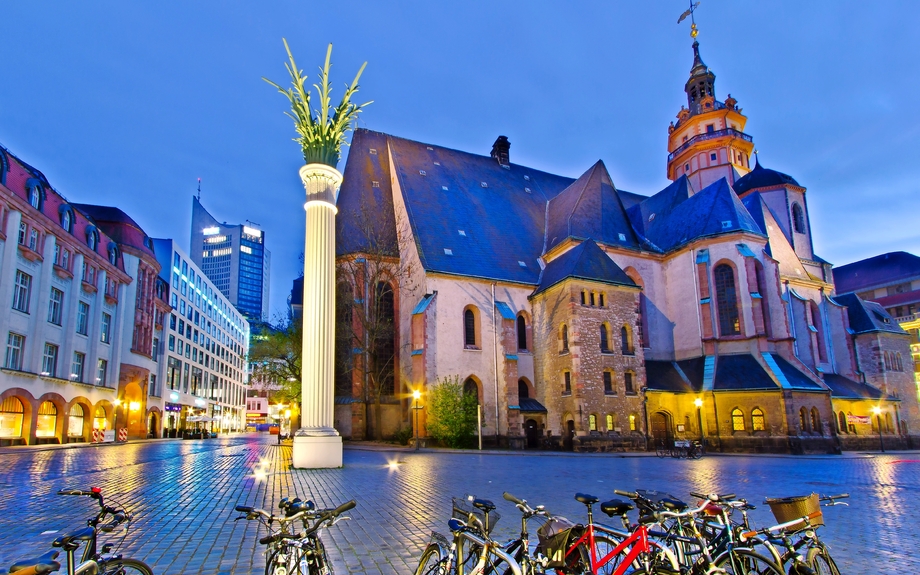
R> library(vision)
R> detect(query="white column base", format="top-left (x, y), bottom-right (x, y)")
top-left (292, 434), bottom-right (343, 468)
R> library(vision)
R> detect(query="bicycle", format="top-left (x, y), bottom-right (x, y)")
top-left (415, 496), bottom-right (521, 575)
top-left (235, 497), bottom-right (356, 575)
top-left (54, 487), bottom-right (153, 575)
top-left (740, 493), bottom-right (848, 575)
top-left (4, 550), bottom-right (62, 575)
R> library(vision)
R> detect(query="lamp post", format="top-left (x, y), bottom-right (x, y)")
top-left (694, 397), bottom-right (704, 445)
top-left (872, 406), bottom-right (885, 453)
top-left (412, 390), bottom-right (422, 452)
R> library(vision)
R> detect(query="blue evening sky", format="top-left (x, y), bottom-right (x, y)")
top-left (2, 2), bottom-right (918, 320)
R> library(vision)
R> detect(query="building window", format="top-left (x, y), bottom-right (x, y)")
top-left (810, 407), bottom-right (822, 435)
top-left (96, 359), bottom-right (108, 385)
top-left (561, 325), bottom-right (569, 353)
top-left (606, 414), bottom-right (615, 432)
top-left (599, 293), bottom-right (606, 307)
top-left (42, 343), bottom-right (59, 377)
top-left (36, 401), bottom-right (57, 438)
top-left (100, 313), bottom-right (111, 343)
top-left (517, 315), bottom-right (528, 351)
top-left (710, 152), bottom-right (717, 161)
top-left (5, 333), bottom-right (25, 370)
top-left (799, 407), bottom-right (809, 433)
top-left (463, 378), bottom-right (480, 404)
top-left (28, 229), bottom-right (38, 251)
top-left (837, 411), bottom-right (848, 434)
top-left (603, 371), bottom-right (614, 395)
top-left (731, 408), bottom-right (745, 431)
top-left (624, 371), bottom-right (635, 395)
top-left (581, 291), bottom-right (587, 305)
top-left (706, 124), bottom-right (715, 133)
top-left (714, 264), bottom-right (741, 336)
top-left (792, 203), bottom-right (806, 234)
top-left (518, 379), bottom-right (529, 399)
top-left (29, 183), bottom-right (42, 209)
top-left (86, 228), bottom-right (98, 251)
top-left (61, 249), bottom-right (70, 270)
top-left (752, 408), bottom-right (765, 431)
top-left (563, 371), bottom-right (571, 395)
top-left (76, 302), bottom-right (90, 335)
top-left (589, 414), bottom-right (597, 431)
top-left (71, 352), bottom-right (85, 382)
top-left (621, 325), bottom-right (634, 355)
top-left (150, 374), bottom-right (158, 397)
top-left (108, 245), bottom-right (118, 265)
top-left (12, 270), bottom-right (32, 313)
top-left (810, 301), bottom-right (827, 362)
top-left (600, 324), bottom-right (610, 353)
top-left (464, 308), bottom-right (478, 348)
top-left (18, 222), bottom-right (27, 245)
top-left (629, 414), bottom-right (637, 432)
top-left (48, 288), bottom-right (64, 325)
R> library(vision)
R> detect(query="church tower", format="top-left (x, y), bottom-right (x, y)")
top-left (666, 39), bottom-right (755, 191)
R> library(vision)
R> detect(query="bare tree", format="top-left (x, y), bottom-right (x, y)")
top-left (336, 205), bottom-right (415, 441)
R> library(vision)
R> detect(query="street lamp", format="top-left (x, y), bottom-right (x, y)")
top-left (694, 398), bottom-right (704, 445)
top-left (412, 390), bottom-right (422, 452)
top-left (872, 406), bottom-right (885, 453)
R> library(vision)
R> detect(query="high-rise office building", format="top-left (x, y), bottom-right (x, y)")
top-left (190, 198), bottom-right (270, 323)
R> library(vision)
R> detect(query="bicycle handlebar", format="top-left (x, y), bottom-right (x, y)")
top-left (614, 489), bottom-right (638, 499)
top-left (689, 492), bottom-right (736, 502)
top-left (503, 492), bottom-right (525, 506)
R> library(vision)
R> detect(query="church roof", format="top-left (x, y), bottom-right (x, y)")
top-left (714, 354), bottom-right (779, 390)
top-left (833, 251), bottom-right (920, 294)
top-left (767, 354), bottom-right (825, 390)
top-left (822, 374), bottom-right (894, 401)
top-left (533, 240), bottom-right (637, 296)
top-left (72, 203), bottom-right (156, 259)
top-left (732, 159), bottom-right (801, 194)
top-left (629, 177), bottom-right (764, 252)
top-left (545, 160), bottom-right (641, 252)
top-left (833, 293), bottom-right (907, 335)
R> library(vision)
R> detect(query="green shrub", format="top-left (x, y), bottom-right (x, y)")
top-left (426, 376), bottom-right (478, 449)
top-left (391, 425), bottom-right (413, 446)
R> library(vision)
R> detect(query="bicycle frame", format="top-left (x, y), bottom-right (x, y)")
top-left (455, 528), bottom-right (522, 575)
top-left (564, 523), bottom-right (651, 575)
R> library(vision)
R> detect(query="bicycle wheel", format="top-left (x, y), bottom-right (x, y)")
top-left (101, 557), bottom-right (154, 575)
top-left (655, 443), bottom-right (668, 458)
top-left (713, 548), bottom-right (784, 575)
top-left (807, 547), bottom-right (840, 575)
top-left (416, 544), bottom-right (448, 575)
top-left (265, 547), bottom-right (300, 575)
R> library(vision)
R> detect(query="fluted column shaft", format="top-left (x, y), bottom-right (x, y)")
top-left (299, 164), bottom-right (343, 436)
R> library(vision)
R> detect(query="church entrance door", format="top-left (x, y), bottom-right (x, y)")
top-left (651, 412), bottom-right (672, 447)
top-left (525, 419), bottom-right (539, 449)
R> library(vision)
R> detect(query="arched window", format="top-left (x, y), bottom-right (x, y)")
top-left (606, 414), bottom-right (615, 432)
top-left (847, 411), bottom-right (856, 434)
top-left (334, 283), bottom-right (355, 397)
top-left (810, 407), bottom-right (822, 435)
top-left (36, 401), bottom-right (57, 438)
top-left (799, 407), bottom-right (809, 433)
top-left (464, 308), bottom-right (478, 348)
top-left (28, 183), bottom-right (42, 209)
top-left (93, 405), bottom-right (107, 430)
top-left (561, 324), bottom-right (569, 353)
top-left (108, 244), bottom-right (118, 266)
top-left (61, 208), bottom-right (73, 233)
top-left (810, 301), bottom-right (827, 362)
top-left (589, 414), bottom-right (597, 431)
top-left (518, 379), bottom-right (529, 399)
top-left (621, 325), bottom-right (634, 355)
top-left (463, 378), bottom-right (480, 404)
top-left (516, 315), bottom-right (528, 351)
top-left (714, 264), bottom-right (741, 336)
top-left (751, 408), bottom-right (765, 431)
top-left (373, 282), bottom-right (396, 395)
top-left (0, 396), bottom-right (25, 439)
top-left (754, 260), bottom-right (772, 337)
top-left (884, 351), bottom-right (891, 371)
top-left (86, 227), bottom-right (98, 251)
top-left (897, 353), bottom-right (903, 371)
top-left (885, 413), bottom-right (894, 434)
top-left (624, 371), bottom-right (635, 395)
top-left (603, 371), bottom-right (614, 395)
top-left (792, 203), bottom-right (806, 234)
top-left (837, 411), bottom-right (847, 434)
top-left (68, 404), bottom-right (85, 438)
top-left (629, 414), bottom-right (637, 432)
top-left (600, 324), bottom-right (610, 353)
top-left (731, 408), bottom-right (745, 431)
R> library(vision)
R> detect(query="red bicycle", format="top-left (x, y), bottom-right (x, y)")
top-left (544, 493), bottom-right (678, 575)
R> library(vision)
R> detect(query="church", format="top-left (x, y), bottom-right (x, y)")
top-left (329, 37), bottom-right (919, 453)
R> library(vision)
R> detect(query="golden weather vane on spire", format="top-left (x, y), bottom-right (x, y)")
top-left (677, 1), bottom-right (701, 39)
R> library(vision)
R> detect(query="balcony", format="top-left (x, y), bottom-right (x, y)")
top-left (668, 128), bottom-right (753, 162)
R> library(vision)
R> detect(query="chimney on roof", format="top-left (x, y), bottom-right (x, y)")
top-left (491, 135), bottom-right (510, 167)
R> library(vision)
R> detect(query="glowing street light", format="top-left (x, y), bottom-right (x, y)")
top-left (871, 406), bottom-right (885, 453)
top-left (693, 398), bottom-right (704, 445)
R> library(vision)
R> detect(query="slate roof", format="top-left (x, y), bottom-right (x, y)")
top-left (533, 240), bottom-right (637, 296)
top-left (545, 161), bottom-right (642, 252)
top-left (832, 251), bottom-right (920, 294)
top-left (628, 178), bottom-right (765, 253)
top-left (834, 293), bottom-right (907, 335)
top-left (732, 158), bottom-right (802, 195)
top-left (714, 354), bottom-right (779, 390)
top-left (767, 354), bottom-right (825, 390)
top-left (645, 360), bottom-right (696, 392)
top-left (73, 203), bottom-right (156, 259)
top-left (822, 374), bottom-right (893, 400)
top-left (519, 398), bottom-right (548, 413)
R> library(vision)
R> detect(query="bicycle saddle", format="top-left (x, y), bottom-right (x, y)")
top-left (660, 497), bottom-right (688, 511)
top-left (51, 527), bottom-right (94, 548)
top-left (9, 550), bottom-right (60, 574)
top-left (473, 499), bottom-right (495, 512)
top-left (600, 499), bottom-right (634, 517)
top-left (286, 500), bottom-right (315, 516)
top-left (575, 493), bottom-right (599, 505)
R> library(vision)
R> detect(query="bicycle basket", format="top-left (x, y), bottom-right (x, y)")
top-left (536, 516), bottom-right (577, 568)
top-left (452, 495), bottom-right (501, 534)
top-left (765, 493), bottom-right (823, 529)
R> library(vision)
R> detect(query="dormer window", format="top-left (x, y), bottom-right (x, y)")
top-left (59, 205), bottom-right (74, 233)
top-left (86, 227), bottom-right (98, 251)
top-left (28, 183), bottom-right (42, 209)
top-left (108, 244), bottom-right (118, 266)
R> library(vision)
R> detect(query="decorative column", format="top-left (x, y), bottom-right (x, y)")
top-left (292, 163), bottom-right (344, 468)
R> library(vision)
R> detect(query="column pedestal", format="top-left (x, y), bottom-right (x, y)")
top-left (292, 163), bottom-right (344, 468)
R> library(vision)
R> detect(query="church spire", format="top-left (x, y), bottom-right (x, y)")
top-left (685, 40), bottom-right (716, 114)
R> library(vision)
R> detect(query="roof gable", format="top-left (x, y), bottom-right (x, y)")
top-left (834, 293), bottom-right (907, 334)
top-left (533, 240), bottom-right (637, 296)
top-left (833, 251), bottom-right (920, 294)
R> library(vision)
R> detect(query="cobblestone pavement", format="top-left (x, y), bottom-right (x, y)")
top-left (0, 435), bottom-right (914, 574)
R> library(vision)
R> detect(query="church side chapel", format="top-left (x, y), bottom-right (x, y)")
top-left (330, 28), bottom-right (918, 453)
